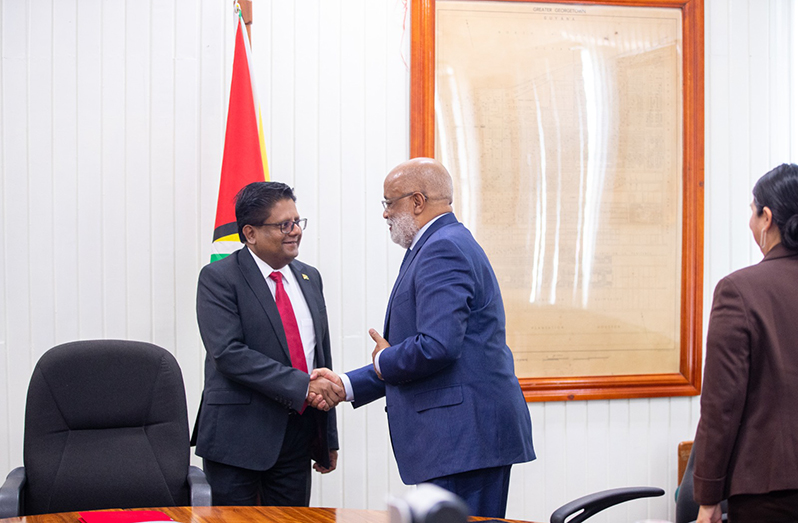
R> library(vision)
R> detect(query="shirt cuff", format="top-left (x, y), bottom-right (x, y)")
top-left (374, 348), bottom-right (384, 375)
top-left (340, 372), bottom-right (355, 402)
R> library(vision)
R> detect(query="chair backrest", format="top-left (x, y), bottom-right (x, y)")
top-left (675, 443), bottom-right (728, 523)
top-left (677, 440), bottom-right (693, 486)
top-left (23, 340), bottom-right (191, 515)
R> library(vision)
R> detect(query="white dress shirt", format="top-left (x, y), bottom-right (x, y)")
top-left (248, 247), bottom-right (316, 373)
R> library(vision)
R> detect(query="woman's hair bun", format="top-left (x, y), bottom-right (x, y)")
top-left (782, 213), bottom-right (798, 250)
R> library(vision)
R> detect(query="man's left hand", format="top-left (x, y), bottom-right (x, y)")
top-left (369, 328), bottom-right (389, 380)
top-left (313, 450), bottom-right (338, 474)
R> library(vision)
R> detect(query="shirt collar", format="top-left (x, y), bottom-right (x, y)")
top-left (247, 246), bottom-right (293, 281)
top-left (409, 212), bottom-right (451, 251)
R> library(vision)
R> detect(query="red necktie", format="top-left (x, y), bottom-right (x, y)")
top-left (269, 271), bottom-right (309, 412)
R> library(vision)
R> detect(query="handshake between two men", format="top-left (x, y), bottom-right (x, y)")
top-left (306, 328), bottom-right (389, 411)
top-left (306, 368), bottom-right (344, 411)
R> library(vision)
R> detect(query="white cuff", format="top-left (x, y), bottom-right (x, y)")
top-left (340, 372), bottom-right (355, 402)
top-left (374, 348), bottom-right (384, 375)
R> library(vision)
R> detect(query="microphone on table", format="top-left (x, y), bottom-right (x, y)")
top-left (387, 483), bottom-right (469, 523)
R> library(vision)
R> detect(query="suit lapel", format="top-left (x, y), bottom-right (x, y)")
top-left (383, 213), bottom-right (458, 335)
top-left (237, 247), bottom-right (292, 362)
top-left (290, 262), bottom-right (325, 368)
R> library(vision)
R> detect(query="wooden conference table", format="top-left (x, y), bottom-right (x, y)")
top-left (0, 506), bottom-right (539, 523)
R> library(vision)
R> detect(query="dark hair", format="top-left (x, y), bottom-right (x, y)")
top-left (753, 163), bottom-right (798, 250)
top-left (234, 181), bottom-right (296, 242)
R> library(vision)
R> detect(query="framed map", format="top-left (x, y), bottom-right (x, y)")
top-left (411, 0), bottom-right (704, 401)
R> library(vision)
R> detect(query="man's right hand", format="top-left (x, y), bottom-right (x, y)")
top-left (307, 370), bottom-right (344, 411)
top-left (307, 368), bottom-right (344, 410)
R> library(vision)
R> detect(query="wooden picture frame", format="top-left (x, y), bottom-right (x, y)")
top-left (411, 0), bottom-right (704, 401)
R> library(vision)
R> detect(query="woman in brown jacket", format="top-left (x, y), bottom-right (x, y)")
top-left (694, 163), bottom-right (798, 522)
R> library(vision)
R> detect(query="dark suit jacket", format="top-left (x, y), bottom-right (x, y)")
top-left (193, 247), bottom-right (337, 471)
top-left (693, 243), bottom-right (798, 504)
top-left (347, 213), bottom-right (535, 484)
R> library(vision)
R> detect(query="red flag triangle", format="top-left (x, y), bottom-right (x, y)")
top-left (212, 15), bottom-right (269, 261)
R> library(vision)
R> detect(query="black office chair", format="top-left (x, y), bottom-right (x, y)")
top-left (675, 445), bottom-right (727, 523)
top-left (0, 340), bottom-right (211, 517)
top-left (550, 486), bottom-right (665, 523)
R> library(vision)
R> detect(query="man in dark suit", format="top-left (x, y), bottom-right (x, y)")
top-left (193, 181), bottom-right (343, 506)
top-left (312, 158), bottom-right (535, 517)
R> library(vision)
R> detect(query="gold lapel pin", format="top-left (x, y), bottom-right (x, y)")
top-left (302, 274), bottom-right (310, 280)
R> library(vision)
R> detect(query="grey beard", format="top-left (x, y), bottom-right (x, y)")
top-left (388, 212), bottom-right (419, 249)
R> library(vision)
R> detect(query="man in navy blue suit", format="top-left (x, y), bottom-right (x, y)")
top-left (312, 158), bottom-right (535, 517)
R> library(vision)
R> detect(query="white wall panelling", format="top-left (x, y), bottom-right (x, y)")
top-left (1, 1), bottom-right (795, 521)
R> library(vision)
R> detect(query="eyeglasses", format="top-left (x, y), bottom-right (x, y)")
top-left (381, 192), bottom-right (427, 210)
top-left (257, 218), bottom-right (307, 234)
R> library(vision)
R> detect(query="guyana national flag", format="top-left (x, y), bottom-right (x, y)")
top-left (211, 11), bottom-right (270, 263)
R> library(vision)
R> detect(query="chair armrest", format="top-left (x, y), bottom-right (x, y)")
top-left (0, 467), bottom-right (26, 518)
top-left (187, 465), bottom-right (212, 506)
top-left (550, 486), bottom-right (665, 523)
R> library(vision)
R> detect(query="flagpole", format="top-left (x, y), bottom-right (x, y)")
top-left (239, 0), bottom-right (253, 43)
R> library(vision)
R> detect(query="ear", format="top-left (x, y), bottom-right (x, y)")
top-left (412, 192), bottom-right (426, 215)
top-left (242, 224), bottom-right (257, 244)
top-left (762, 206), bottom-right (775, 231)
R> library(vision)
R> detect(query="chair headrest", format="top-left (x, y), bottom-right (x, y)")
top-left (27, 339), bottom-right (186, 429)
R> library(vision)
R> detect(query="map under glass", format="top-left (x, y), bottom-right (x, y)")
top-left (435, 1), bottom-right (684, 378)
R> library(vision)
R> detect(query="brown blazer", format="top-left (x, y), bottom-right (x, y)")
top-left (693, 243), bottom-right (798, 504)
